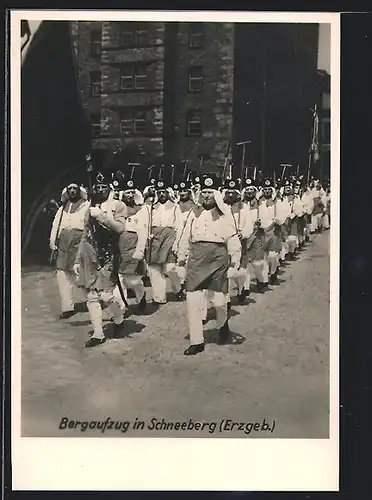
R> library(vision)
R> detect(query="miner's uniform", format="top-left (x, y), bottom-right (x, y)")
top-left (177, 175), bottom-right (241, 355)
top-left (223, 179), bottom-right (254, 305)
top-left (73, 172), bottom-right (127, 347)
top-left (49, 182), bottom-right (89, 318)
top-left (116, 178), bottom-right (150, 311)
top-left (147, 180), bottom-right (182, 304)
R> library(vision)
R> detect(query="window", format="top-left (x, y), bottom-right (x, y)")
top-left (90, 30), bottom-right (101, 58)
top-left (186, 109), bottom-right (202, 136)
top-left (188, 66), bottom-right (203, 92)
top-left (119, 109), bottom-right (148, 136)
top-left (120, 64), bottom-right (148, 91)
top-left (90, 71), bottom-right (101, 96)
top-left (189, 23), bottom-right (205, 48)
top-left (119, 23), bottom-right (149, 47)
top-left (91, 113), bottom-right (101, 137)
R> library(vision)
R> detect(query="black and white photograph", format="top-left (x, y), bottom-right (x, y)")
top-left (12, 10), bottom-right (339, 491)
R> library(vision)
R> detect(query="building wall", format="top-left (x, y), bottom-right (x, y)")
top-left (164, 22), bottom-right (234, 171)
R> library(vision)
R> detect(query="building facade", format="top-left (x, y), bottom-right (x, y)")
top-left (71, 21), bottom-right (319, 177)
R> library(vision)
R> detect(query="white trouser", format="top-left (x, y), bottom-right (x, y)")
top-left (187, 290), bottom-right (228, 345)
top-left (311, 214), bottom-right (323, 231)
top-left (250, 259), bottom-right (269, 283)
top-left (87, 288), bottom-right (124, 339)
top-left (286, 235), bottom-right (298, 253)
top-left (121, 273), bottom-right (145, 303)
top-left (56, 270), bottom-right (76, 313)
top-left (148, 263), bottom-right (181, 303)
top-left (244, 265), bottom-right (252, 291)
top-left (323, 214), bottom-right (330, 229)
top-left (281, 242), bottom-right (288, 260)
top-left (228, 268), bottom-right (246, 299)
top-left (267, 251), bottom-right (279, 277)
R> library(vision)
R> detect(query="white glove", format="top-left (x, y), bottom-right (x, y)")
top-left (176, 266), bottom-right (186, 281)
top-left (73, 263), bottom-right (80, 278)
top-left (89, 206), bottom-right (102, 218)
top-left (50, 242), bottom-right (57, 251)
top-left (132, 250), bottom-right (144, 261)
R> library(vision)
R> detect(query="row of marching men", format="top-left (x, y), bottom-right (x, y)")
top-left (49, 168), bottom-right (330, 354)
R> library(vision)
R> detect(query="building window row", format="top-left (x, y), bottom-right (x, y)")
top-left (90, 64), bottom-right (204, 95)
top-left (91, 108), bottom-right (202, 138)
top-left (88, 22), bottom-right (205, 53)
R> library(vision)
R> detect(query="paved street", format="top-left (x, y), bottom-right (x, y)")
top-left (21, 232), bottom-right (330, 438)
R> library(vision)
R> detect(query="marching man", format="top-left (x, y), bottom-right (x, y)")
top-left (73, 172), bottom-right (128, 348)
top-left (173, 178), bottom-right (198, 298)
top-left (116, 176), bottom-right (149, 312)
top-left (177, 175), bottom-right (241, 355)
top-left (223, 178), bottom-right (254, 306)
top-left (257, 179), bottom-right (282, 285)
top-left (147, 178), bottom-right (183, 304)
top-left (49, 181), bottom-right (89, 319)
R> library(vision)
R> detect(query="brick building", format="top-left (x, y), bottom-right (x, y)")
top-left (70, 21), bottom-right (320, 178)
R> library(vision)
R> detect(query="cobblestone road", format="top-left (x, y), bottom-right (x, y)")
top-left (20, 232), bottom-right (330, 438)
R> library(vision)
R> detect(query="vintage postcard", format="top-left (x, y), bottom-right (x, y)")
top-left (11, 9), bottom-right (339, 490)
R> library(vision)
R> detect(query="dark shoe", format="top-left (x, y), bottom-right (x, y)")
top-left (256, 282), bottom-right (267, 293)
top-left (137, 292), bottom-right (147, 312)
top-left (218, 320), bottom-right (230, 345)
top-left (242, 288), bottom-right (251, 298)
top-left (202, 319), bottom-right (208, 325)
top-left (237, 292), bottom-right (246, 305)
top-left (59, 310), bottom-right (76, 320)
top-left (152, 300), bottom-right (166, 306)
top-left (85, 337), bottom-right (106, 348)
top-left (269, 271), bottom-right (278, 285)
top-left (184, 343), bottom-right (205, 356)
top-left (114, 320), bottom-right (126, 334)
top-left (227, 301), bottom-right (232, 311)
top-left (176, 286), bottom-right (186, 301)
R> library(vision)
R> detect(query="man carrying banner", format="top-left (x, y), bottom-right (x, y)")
top-left (73, 172), bottom-right (128, 348)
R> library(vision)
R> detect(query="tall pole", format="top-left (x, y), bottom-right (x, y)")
top-left (237, 140), bottom-right (251, 180)
top-left (261, 43), bottom-right (267, 174)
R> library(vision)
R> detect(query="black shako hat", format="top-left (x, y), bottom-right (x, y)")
top-left (200, 174), bottom-right (221, 190)
top-left (223, 178), bottom-right (241, 191)
top-left (155, 179), bottom-right (169, 190)
top-left (244, 178), bottom-right (257, 189)
top-left (177, 179), bottom-right (192, 191)
top-left (262, 178), bottom-right (274, 188)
